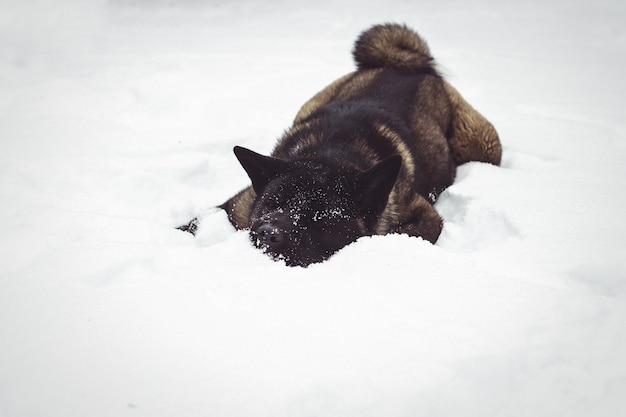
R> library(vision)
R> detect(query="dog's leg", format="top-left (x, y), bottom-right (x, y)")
top-left (382, 192), bottom-right (444, 243)
top-left (444, 82), bottom-right (502, 166)
top-left (218, 186), bottom-right (256, 230)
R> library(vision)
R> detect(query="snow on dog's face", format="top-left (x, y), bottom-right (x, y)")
top-left (249, 165), bottom-right (363, 267)
top-left (234, 146), bottom-right (401, 267)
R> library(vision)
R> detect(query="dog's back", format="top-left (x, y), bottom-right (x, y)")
top-left (285, 24), bottom-right (455, 203)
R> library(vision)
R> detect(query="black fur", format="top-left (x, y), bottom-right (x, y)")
top-left (206, 24), bottom-right (501, 267)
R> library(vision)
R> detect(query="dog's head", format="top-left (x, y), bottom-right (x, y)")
top-left (233, 146), bottom-right (401, 267)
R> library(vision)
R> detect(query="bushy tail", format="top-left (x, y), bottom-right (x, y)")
top-left (353, 23), bottom-right (435, 72)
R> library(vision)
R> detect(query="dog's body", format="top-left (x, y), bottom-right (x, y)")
top-left (217, 24), bottom-right (501, 266)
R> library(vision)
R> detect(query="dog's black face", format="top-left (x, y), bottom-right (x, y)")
top-left (249, 164), bottom-right (364, 266)
top-left (234, 146), bottom-right (401, 267)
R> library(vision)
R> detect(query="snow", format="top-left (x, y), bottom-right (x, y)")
top-left (1, 0), bottom-right (625, 416)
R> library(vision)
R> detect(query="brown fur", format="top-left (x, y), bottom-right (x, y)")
top-left (217, 23), bottom-right (501, 265)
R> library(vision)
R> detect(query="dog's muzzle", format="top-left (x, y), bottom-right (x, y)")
top-left (252, 223), bottom-right (288, 251)
top-left (250, 211), bottom-right (299, 254)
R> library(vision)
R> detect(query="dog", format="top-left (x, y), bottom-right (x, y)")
top-left (184, 23), bottom-right (501, 267)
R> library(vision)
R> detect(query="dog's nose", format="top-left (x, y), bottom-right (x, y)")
top-left (253, 223), bottom-right (287, 249)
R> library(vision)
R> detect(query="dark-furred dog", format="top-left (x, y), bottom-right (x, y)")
top-left (188, 23), bottom-right (501, 266)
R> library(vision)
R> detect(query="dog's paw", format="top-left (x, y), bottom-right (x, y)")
top-left (177, 217), bottom-right (199, 235)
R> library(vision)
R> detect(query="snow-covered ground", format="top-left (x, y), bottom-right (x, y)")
top-left (1, 0), bottom-right (625, 416)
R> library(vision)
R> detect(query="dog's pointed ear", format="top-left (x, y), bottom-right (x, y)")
top-left (359, 155), bottom-right (402, 220)
top-left (233, 146), bottom-right (288, 194)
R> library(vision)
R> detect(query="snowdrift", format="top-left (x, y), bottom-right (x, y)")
top-left (1, 1), bottom-right (625, 416)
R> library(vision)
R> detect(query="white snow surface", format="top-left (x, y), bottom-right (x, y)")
top-left (1, 0), bottom-right (626, 416)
